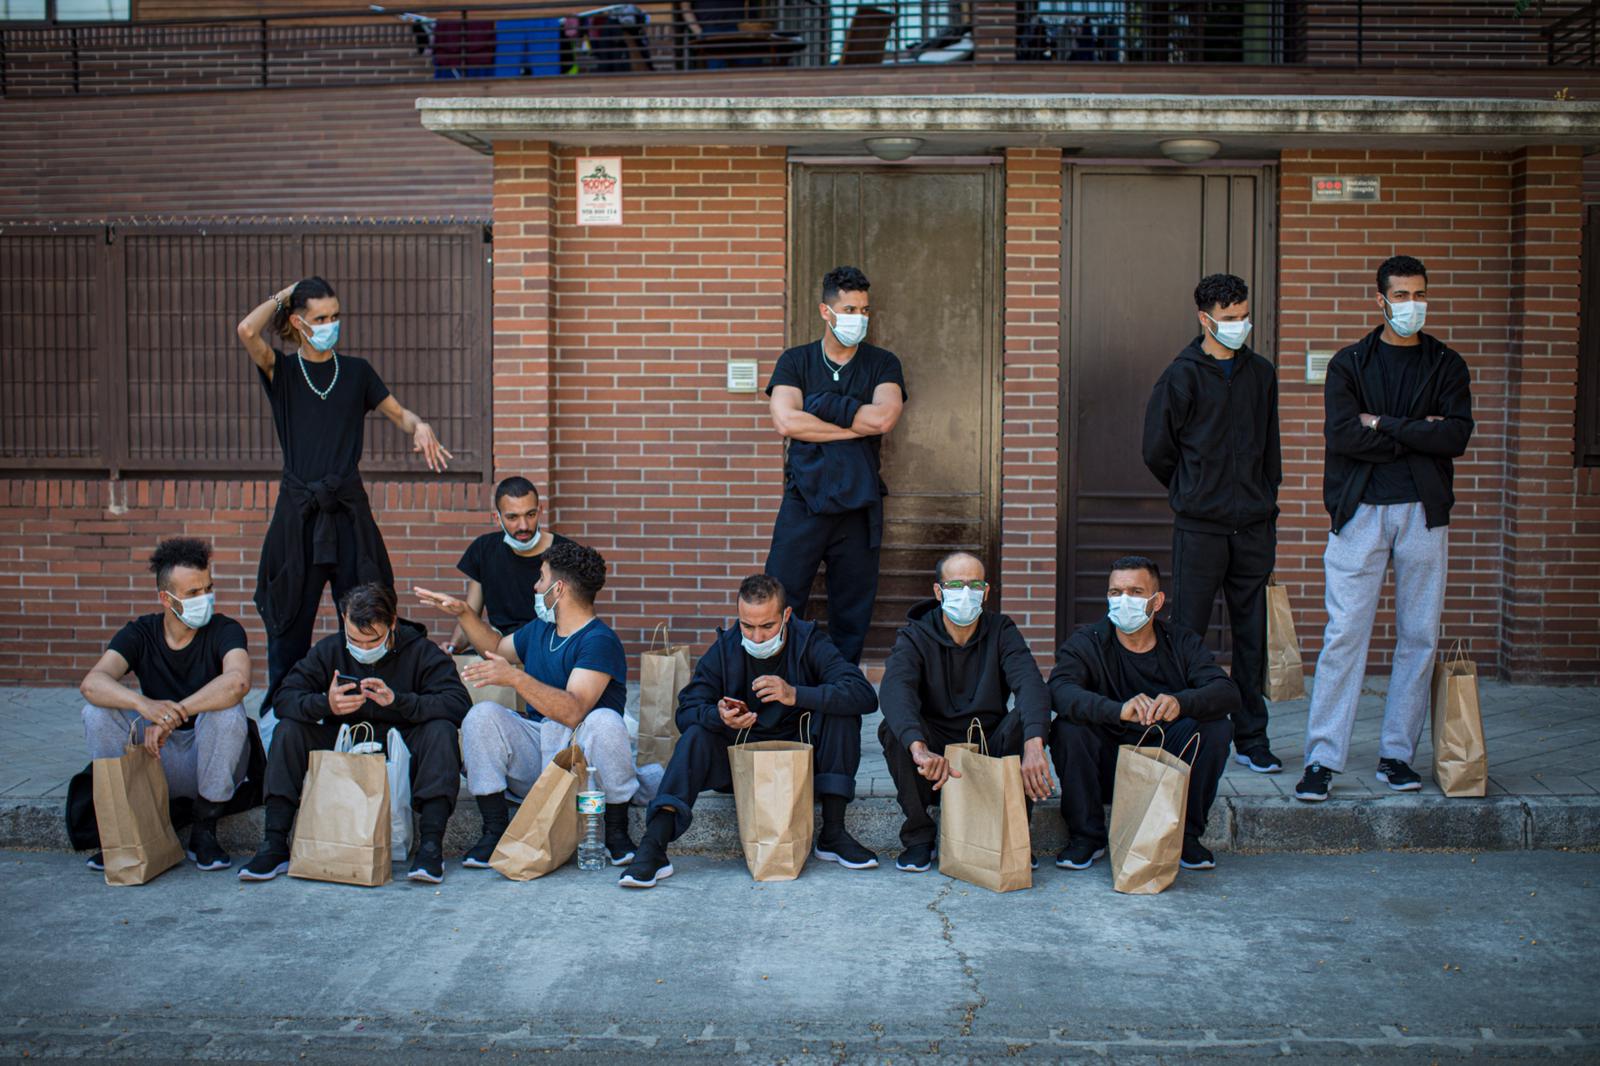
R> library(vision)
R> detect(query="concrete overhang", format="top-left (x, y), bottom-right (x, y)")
top-left (416, 92), bottom-right (1600, 157)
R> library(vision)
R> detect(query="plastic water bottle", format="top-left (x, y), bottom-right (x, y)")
top-left (577, 766), bottom-right (606, 871)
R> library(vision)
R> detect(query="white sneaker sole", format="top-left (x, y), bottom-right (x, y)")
top-left (461, 856), bottom-right (495, 869)
top-left (814, 847), bottom-right (879, 870)
top-left (1376, 772), bottom-right (1422, 792)
top-left (186, 850), bottom-right (233, 872)
top-left (1233, 753), bottom-right (1283, 774)
top-left (609, 850), bottom-right (636, 867)
top-left (895, 857), bottom-right (932, 873)
top-left (1179, 857), bottom-right (1217, 870)
top-left (1055, 847), bottom-right (1106, 870)
top-left (618, 863), bottom-right (673, 888)
top-left (1293, 788), bottom-right (1330, 802)
top-left (406, 867), bottom-right (444, 884)
top-left (237, 860), bottom-right (289, 882)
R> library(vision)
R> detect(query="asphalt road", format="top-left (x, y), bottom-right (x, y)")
top-left (1, 848), bottom-right (1595, 1063)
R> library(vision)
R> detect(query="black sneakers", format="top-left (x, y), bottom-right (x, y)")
top-left (895, 841), bottom-right (935, 873)
top-left (1233, 747), bottom-right (1284, 774)
top-left (462, 832), bottom-right (500, 869)
top-left (814, 828), bottom-right (879, 870)
top-left (85, 851), bottom-right (104, 872)
top-left (604, 801), bottom-right (637, 867)
top-left (237, 841), bottom-right (290, 881)
top-left (1376, 758), bottom-right (1423, 792)
top-left (186, 825), bottom-right (232, 872)
top-left (1055, 842), bottom-right (1106, 870)
top-left (1179, 838), bottom-right (1216, 870)
top-left (1294, 763), bottom-right (1333, 802)
top-left (618, 840), bottom-right (673, 889)
top-left (407, 839), bottom-right (445, 884)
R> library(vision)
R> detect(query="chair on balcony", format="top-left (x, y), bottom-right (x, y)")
top-left (842, 5), bottom-right (895, 65)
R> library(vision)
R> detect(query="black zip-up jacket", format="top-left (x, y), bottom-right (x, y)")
top-left (676, 617), bottom-right (877, 740)
top-left (274, 618), bottom-right (471, 728)
top-left (1323, 327), bottom-right (1474, 533)
top-left (1142, 339), bottom-right (1282, 534)
top-left (878, 599), bottom-right (1050, 750)
top-left (1048, 619), bottom-right (1239, 727)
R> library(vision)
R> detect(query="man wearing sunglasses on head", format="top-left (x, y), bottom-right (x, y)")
top-left (877, 551), bottom-right (1055, 873)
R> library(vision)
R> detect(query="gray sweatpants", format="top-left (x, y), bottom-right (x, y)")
top-left (1303, 502), bottom-right (1448, 772)
top-left (460, 701), bottom-right (662, 806)
top-left (82, 702), bottom-right (250, 804)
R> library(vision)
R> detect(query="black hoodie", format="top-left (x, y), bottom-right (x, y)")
top-left (1048, 618), bottom-right (1239, 727)
top-left (274, 617), bottom-right (471, 728)
top-left (1322, 326), bottom-right (1474, 533)
top-left (1142, 338), bottom-right (1282, 534)
top-left (878, 599), bottom-right (1050, 751)
top-left (675, 616), bottom-right (877, 740)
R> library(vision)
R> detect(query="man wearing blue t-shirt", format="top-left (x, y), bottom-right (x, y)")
top-left (417, 541), bottom-right (651, 870)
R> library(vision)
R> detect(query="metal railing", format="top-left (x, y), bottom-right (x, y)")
top-left (0, 0), bottom-right (1589, 97)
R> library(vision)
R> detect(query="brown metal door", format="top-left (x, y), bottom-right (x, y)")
top-left (1058, 166), bottom-right (1277, 646)
top-left (788, 164), bottom-right (1003, 661)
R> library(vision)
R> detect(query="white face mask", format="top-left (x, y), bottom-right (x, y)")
top-left (346, 633), bottom-right (389, 665)
top-left (1383, 297), bottom-right (1427, 338)
top-left (166, 591), bottom-right (215, 630)
top-left (1108, 594), bottom-right (1153, 635)
top-left (534, 583), bottom-right (559, 625)
top-left (742, 625), bottom-right (785, 660)
top-left (498, 513), bottom-right (541, 554)
top-left (298, 318), bottom-right (340, 353)
top-left (939, 587), bottom-right (984, 627)
top-left (1203, 312), bottom-right (1252, 351)
top-left (828, 311), bottom-right (868, 348)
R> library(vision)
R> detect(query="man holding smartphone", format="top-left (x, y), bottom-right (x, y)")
top-left (618, 574), bottom-right (879, 888)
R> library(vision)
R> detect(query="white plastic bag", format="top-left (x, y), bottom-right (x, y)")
top-left (385, 727), bottom-right (414, 861)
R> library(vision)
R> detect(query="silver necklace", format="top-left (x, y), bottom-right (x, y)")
top-left (548, 616), bottom-right (594, 653)
top-left (821, 347), bottom-right (847, 382)
top-left (298, 349), bottom-right (339, 400)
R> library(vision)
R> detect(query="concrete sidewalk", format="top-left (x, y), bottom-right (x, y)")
top-left (3, 679), bottom-right (1597, 856)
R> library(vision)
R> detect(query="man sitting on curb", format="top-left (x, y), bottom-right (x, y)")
top-left (619, 573), bottom-right (879, 888)
top-left (877, 551), bottom-right (1054, 872)
top-left (418, 540), bottom-right (651, 871)
top-left (1048, 555), bottom-right (1236, 873)
top-left (239, 583), bottom-right (470, 885)
top-left (79, 537), bottom-right (253, 873)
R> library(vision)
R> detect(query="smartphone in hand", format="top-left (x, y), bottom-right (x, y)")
top-left (335, 672), bottom-right (364, 689)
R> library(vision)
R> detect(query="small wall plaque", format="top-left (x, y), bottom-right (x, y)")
top-left (727, 359), bottom-right (760, 393)
top-left (1305, 352), bottom-right (1333, 385)
top-left (1312, 175), bottom-right (1380, 202)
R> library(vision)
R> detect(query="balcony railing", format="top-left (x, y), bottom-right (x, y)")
top-left (0, 0), bottom-right (1590, 98)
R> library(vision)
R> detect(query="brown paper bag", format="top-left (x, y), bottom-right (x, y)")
top-left (288, 723), bottom-right (392, 887)
top-left (490, 744), bottom-right (589, 880)
top-left (938, 720), bottom-right (1033, 893)
top-left (93, 722), bottom-right (185, 886)
top-left (454, 652), bottom-right (523, 713)
top-left (637, 623), bottom-right (693, 768)
top-left (729, 713), bottom-right (814, 882)
top-left (1108, 726), bottom-right (1198, 895)
top-left (1431, 642), bottom-right (1487, 798)
top-left (1265, 578), bottom-right (1308, 701)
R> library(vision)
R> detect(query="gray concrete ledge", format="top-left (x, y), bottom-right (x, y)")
top-left (7, 789), bottom-right (1595, 861)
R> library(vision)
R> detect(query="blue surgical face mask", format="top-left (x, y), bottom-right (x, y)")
top-left (166, 591), bottom-right (214, 630)
top-left (940, 587), bottom-right (984, 627)
top-left (827, 310), bottom-right (868, 348)
top-left (742, 624), bottom-right (785, 660)
top-left (1203, 312), bottom-right (1252, 351)
top-left (498, 514), bottom-right (541, 554)
top-left (347, 632), bottom-right (389, 665)
top-left (300, 318), bottom-right (340, 353)
top-left (534, 583), bottom-right (559, 625)
top-left (1383, 297), bottom-right (1426, 338)
top-left (1108, 594), bottom-right (1153, 635)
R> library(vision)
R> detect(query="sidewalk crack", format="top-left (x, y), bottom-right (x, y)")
top-left (927, 880), bottom-right (987, 1037)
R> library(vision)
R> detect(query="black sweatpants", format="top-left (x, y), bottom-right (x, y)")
top-left (879, 712), bottom-right (1023, 848)
top-left (264, 551), bottom-right (365, 714)
top-left (1049, 716), bottom-right (1232, 848)
top-left (647, 714), bottom-right (861, 841)
top-left (265, 717), bottom-right (463, 813)
top-left (763, 492), bottom-right (879, 665)
top-left (1169, 520), bottom-right (1275, 753)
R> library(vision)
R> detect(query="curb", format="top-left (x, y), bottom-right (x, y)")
top-left (5, 791), bottom-right (1596, 858)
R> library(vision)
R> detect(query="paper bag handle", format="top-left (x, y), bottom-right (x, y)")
top-left (734, 725), bottom-right (751, 746)
top-left (1177, 732), bottom-right (1201, 764)
top-left (965, 717), bottom-right (990, 757)
top-left (337, 720), bottom-right (376, 753)
top-left (798, 712), bottom-right (812, 746)
top-left (648, 622), bottom-right (671, 652)
top-left (1442, 638), bottom-right (1469, 667)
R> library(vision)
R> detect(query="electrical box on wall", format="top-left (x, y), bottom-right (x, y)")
top-left (726, 359), bottom-right (760, 393)
top-left (1305, 352), bottom-right (1333, 385)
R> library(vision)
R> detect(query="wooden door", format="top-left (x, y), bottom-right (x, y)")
top-left (1058, 166), bottom-right (1277, 647)
top-left (788, 164), bottom-right (1002, 661)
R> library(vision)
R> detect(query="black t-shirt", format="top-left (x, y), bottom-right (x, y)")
top-left (258, 349), bottom-right (390, 481)
top-left (766, 339), bottom-right (907, 485)
top-left (107, 613), bottom-right (249, 729)
top-left (1361, 340), bottom-right (1424, 506)
top-left (1110, 634), bottom-right (1181, 703)
top-left (741, 650), bottom-right (790, 720)
top-left (456, 531), bottom-right (573, 633)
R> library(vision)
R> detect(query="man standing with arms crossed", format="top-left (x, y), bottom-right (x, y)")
top-left (1143, 273), bottom-right (1283, 774)
top-left (764, 266), bottom-right (907, 665)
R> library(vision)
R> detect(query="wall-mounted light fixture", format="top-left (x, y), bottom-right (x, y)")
top-left (1159, 138), bottom-right (1221, 164)
top-left (865, 137), bottom-right (924, 161)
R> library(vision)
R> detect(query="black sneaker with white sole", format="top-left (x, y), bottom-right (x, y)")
top-left (1179, 838), bottom-right (1216, 870)
top-left (407, 840), bottom-right (445, 884)
top-left (85, 852), bottom-right (104, 872)
top-left (186, 825), bottom-right (232, 871)
top-left (814, 828), bottom-right (879, 870)
top-left (1294, 763), bottom-right (1333, 802)
top-left (895, 841), bottom-right (934, 872)
top-left (238, 842), bottom-right (290, 882)
top-left (618, 841), bottom-right (673, 889)
top-left (461, 832), bottom-right (500, 869)
top-left (1055, 842), bottom-right (1105, 870)
top-left (1233, 747), bottom-right (1284, 774)
top-left (1376, 758), bottom-right (1423, 791)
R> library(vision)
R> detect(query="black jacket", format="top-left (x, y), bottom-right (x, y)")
top-left (676, 617), bottom-right (877, 739)
top-left (1048, 619), bottom-right (1239, 727)
top-left (274, 618), bottom-right (470, 728)
top-left (1322, 327), bottom-right (1474, 533)
top-left (785, 391), bottom-right (886, 549)
top-left (255, 471), bottom-right (393, 641)
top-left (879, 599), bottom-right (1050, 750)
top-left (1142, 338), bottom-right (1282, 534)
